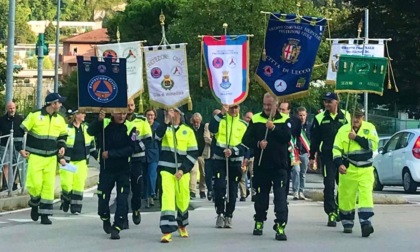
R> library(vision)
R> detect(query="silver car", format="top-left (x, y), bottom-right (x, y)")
top-left (373, 129), bottom-right (420, 193)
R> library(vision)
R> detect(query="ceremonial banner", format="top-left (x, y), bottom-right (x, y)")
top-left (255, 14), bottom-right (326, 99)
top-left (326, 39), bottom-right (385, 84)
top-left (336, 55), bottom-right (388, 95)
top-left (144, 44), bottom-right (190, 108)
top-left (77, 56), bottom-right (127, 113)
top-left (96, 41), bottom-right (143, 99)
top-left (202, 35), bottom-right (249, 105)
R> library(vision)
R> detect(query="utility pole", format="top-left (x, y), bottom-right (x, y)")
top-left (364, 9), bottom-right (369, 120)
top-left (54, 0), bottom-right (61, 93)
top-left (36, 34), bottom-right (48, 109)
top-left (5, 0), bottom-right (16, 104)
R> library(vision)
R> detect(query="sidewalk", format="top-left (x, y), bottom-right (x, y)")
top-left (0, 163), bottom-right (99, 212)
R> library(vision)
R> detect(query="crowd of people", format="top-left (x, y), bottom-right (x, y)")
top-left (0, 91), bottom-right (379, 241)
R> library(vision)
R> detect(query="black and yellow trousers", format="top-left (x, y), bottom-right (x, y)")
top-left (160, 170), bottom-right (190, 234)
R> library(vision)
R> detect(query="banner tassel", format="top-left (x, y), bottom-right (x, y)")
top-left (138, 95), bottom-right (144, 113)
top-left (262, 13), bottom-right (268, 61)
top-left (262, 49), bottom-right (267, 61)
top-left (187, 96), bottom-right (193, 111)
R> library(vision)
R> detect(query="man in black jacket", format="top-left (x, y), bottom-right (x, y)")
top-left (88, 110), bottom-right (136, 240)
top-left (243, 93), bottom-right (292, 241)
top-left (0, 102), bottom-right (24, 191)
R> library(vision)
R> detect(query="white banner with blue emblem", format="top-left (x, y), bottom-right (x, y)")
top-left (96, 41), bottom-right (144, 99)
top-left (144, 43), bottom-right (190, 108)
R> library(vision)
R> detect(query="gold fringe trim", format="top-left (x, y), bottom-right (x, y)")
top-left (335, 89), bottom-right (383, 96)
top-left (148, 97), bottom-right (191, 110)
top-left (78, 107), bottom-right (127, 113)
top-left (254, 75), bottom-right (310, 101)
top-left (325, 79), bottom-right (336, 85)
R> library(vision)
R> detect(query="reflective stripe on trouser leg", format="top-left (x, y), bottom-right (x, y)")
top-left (253, 172), bottom-right (270, 222)
top-left (70, 160), bottom-right (88, 211)
top-left (26, 154), bottom-right (57, 216)
top-left (338, 165), bottom-right (359, 227)
top-left (160, 171), bottom-right (178, 234)
top-left (357, 166), bottom-right (374, 225)
top-left (176, 173), bottom-right (190, 227)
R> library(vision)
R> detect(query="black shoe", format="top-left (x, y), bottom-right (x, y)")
top-left (132, 210), bottom-right (141, 225)
top-left (361, 224), bottom-right (374, 237)
top-left (103, 220), bottom-right (112, 234)
top-left (274, 223), bottom-right (287, 241)
top-left (122, 219), bottom-right (129, 230)
top-left (40, 215), bottom-right (52, 225)
top-left (343, 226), bottom-right (353, 233)
top-left (327, 213), bottom-right (337, 227)
top-left (200, 191), bottom-right (206, 199)
top-left (246, 189), bottom-right (250, 198)
top-left (190, 192), bottom-right (196, 199)
top-left (253, 221), bottom-right (264, 236)
top-left (251, 195), bottom-right (256, 202)
top-left (30, 206), bottom-right (39, 221)
top-left (70, 205), bottom-right (81, 215)
top-left (110, 226), bottom-right (120, 240)
top-left (240, 197), bottom-right (246, 202)
top-left (61, 200), bottom-right (70, 213)
top-left (207, 191), bottom-right (213, 201)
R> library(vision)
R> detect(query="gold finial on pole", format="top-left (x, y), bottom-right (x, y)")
top-left (159, 10), bottom-right (165, 26)
top-left (297, 1), bottom-right (302, 16)
top-left (357, 18), bottom-right (363, 38)
top-left (159, 10), bottom-right (169, 45)
top-left (116, 26), bottom-right (120, 43)
top-left (223, 23), bottom-right (228, 35)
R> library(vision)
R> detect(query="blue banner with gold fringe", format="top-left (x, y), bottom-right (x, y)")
top-left (77, 56), bottom-right (128, 113)
top-left (255, 13), bottom-right (326, 99)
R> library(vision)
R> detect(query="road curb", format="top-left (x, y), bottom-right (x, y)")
top-left (304, 189), bottom-right (409, 204)
top-left (0, 168), bottom-right (99, 212)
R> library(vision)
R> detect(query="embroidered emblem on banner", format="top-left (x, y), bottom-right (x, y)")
top-left (98, 65), bottom-right (107, 74)
top-left (274, 79), bottom-right (287, 93)
top-left (212, 57), bottom-right (224, 69)
top-left (228, 57), bottom-right (237, 68)
top-left (172, 66), bottom-right (182, 76)
top-left (281, 38), bottom-right (301, 64)
top-left (88, 75), bottom-right (118, 103)
top-left (84, 63), bottom-right (90, 72)
top-left (161, 74), bottom-right (174, 90)
top-left (123, 47), bottom-right (137, 63)
top-left (112, 65), bottom-right (119, 73)
top-left (151, 67), bottom-right (162, 79)
top-left (102, 50), bottom-right (118, 62)
top-left (220, 71), bottom-right (232, 90)
top-left (263, 66), bottom-right (273, 77)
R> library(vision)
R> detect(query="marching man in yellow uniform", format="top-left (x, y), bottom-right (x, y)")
top-left (18, 93), bottom-right (68, 225)
top-left (155, 108), bottom-right (198, 243)
top-left (60, 108), bottom-right (95, 214)
top-left (333, 104), bottom-right (378, 237)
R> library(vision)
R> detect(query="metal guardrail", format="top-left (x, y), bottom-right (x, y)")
top-left (0, 130), bottom-right (27, 196)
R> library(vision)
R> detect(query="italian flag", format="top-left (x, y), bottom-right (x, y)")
top-left (299, 131), bottom-right (311, 154)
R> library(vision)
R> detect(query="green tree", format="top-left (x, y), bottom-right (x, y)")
top-left (27, 0), bottom-right (56, 20)
top-left (44, 22), bottom-right (56, 43)
top-left (338, 0), bottom-right (420, 112)
top-left (58, 70), bottom-right (78, 109)
top-left (0, 0), bottom-right (36, 44)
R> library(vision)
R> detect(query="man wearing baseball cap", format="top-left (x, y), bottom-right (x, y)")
top-left (17, 93), bottom-right (68, 225)
top-left (309, 92), bottom-right (351, 227)
top-left (332, 104), bottom-right (378, 237)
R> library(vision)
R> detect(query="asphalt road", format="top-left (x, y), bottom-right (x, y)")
top-left (0, 186), bottom-right (419, 252)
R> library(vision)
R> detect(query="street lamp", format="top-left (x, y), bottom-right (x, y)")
top-left (54, 0), bottom-right (61, 93)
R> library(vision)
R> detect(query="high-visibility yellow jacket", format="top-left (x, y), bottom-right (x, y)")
top-left (20, 107), bottom-right (67, 157)
top-left (127, 114), bottom-right (152, 162)
top-left (155, 123), bottom-right (198, 175)
top-left (64, 123), bottom-right (95, 162)
top-left (332, 121), bottom-right (379, 168)
top-left (209, 112), bottom-right (248, 164)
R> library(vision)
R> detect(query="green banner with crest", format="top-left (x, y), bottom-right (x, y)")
top-left (336, 55), bottom-right (388, 95)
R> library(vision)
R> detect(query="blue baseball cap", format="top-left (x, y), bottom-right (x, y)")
top-left (45, 93), bottom-right (66, 104)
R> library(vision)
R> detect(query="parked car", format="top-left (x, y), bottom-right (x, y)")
top-left (373, 129), bottom-right (420, 193)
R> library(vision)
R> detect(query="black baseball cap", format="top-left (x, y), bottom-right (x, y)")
top-left (323, 92), bottom-right (339, 101)
top-left (45, 93), bottom-right (66, 104)
top-left (66, 107), bottom-right (79, 116)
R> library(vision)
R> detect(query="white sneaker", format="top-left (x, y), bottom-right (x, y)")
top-left (299, 192), bottom-right (307, 200)
top-left (216, 215), bottom-right (225, 228)
top-left (293, 192), bottom-right (299, 200)
top-left (224, 217), bottom-right (232, 228)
